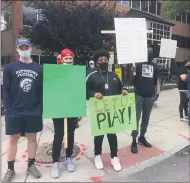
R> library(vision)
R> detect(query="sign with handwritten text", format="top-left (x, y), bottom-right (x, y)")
top-left (89, 94), bottom-right (137, 136)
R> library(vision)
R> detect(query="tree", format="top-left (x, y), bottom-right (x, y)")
top-left (21, 1), bottom-right (126, 64)
top-left (162, 0), bottom-right (190, 19)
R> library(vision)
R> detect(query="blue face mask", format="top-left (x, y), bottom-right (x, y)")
top-left (63, 62), bottom-right (73, 65)
top-left (18, 50), bottom-right (31, 58)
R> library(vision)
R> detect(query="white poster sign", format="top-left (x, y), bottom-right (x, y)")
top-left (114, 18), bottom-right (148, 64)
top-left (159, 38), bottom-right (177, 58)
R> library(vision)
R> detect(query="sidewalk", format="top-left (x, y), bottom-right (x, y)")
top-left (1, 89), bottom-right (190, 182)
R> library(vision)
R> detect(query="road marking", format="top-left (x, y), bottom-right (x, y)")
top-left (91, 176), bottom-right (103, 182)
top-left (177, 134), bottom-right (190, 141)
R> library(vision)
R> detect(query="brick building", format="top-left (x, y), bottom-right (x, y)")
top-left (1, 0), bottom-right (190, 68)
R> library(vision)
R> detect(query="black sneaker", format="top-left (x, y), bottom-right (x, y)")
top-left (2, 169), bottom-right (15, 182)
top-left (131, 141), bottom-right (138, 154)
top-left (138, 136), bottom-right (152, 148)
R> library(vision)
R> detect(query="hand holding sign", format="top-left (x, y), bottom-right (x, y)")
top-left (122, 90), bottom-right (128, 95)
top-left (94, 93), bottom-right (103, 99)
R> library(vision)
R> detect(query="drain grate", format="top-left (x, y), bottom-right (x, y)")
top-left (35, 143), bottom-right (81, 164)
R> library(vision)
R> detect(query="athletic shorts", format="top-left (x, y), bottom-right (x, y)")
top-left (5, 114), bottom-right (43, 135)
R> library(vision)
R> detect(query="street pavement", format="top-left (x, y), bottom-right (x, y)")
top-left (1, 89), bottom-right (190, 182)
top-left (102, 146), bottom-right (190, 182)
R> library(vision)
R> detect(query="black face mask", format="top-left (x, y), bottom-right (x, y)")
top-left (99, 62), bottom-right (108, 71)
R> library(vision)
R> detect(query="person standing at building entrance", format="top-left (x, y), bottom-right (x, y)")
top-left (86, 50), bottom-right (128, 171)
top-left (131, 45), bottom-right (159, 154)
top-left (2, 38), bottom-right (43, 182)
top-left (51, 49), bottom-right (79, 178)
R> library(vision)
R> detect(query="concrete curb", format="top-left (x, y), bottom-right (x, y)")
top-left (84, 140), bottom-right (189, 182)
top-left (119, 140), bottom-right (190, 175)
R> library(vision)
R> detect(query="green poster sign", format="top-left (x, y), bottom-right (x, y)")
top-left (89, 94), bottom-right (137, 136)
top-left (43, 64), bottom-right (86, 119)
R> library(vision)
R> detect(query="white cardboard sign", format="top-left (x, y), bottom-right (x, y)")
top-left (159, 38), bottom-right (177, 58)
top-left (114, 18), bottom-right (148, 64)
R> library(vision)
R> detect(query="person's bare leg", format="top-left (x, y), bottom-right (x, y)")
top-left (26, 133), bottom-right (37, 159)
top-left (1, 134), bottom-right (20, 182)
top-left (7, 134), bottom-right (20, 161)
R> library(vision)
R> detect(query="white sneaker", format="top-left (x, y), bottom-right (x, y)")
top-left (111, 157), bottom-right (121, 172)
top-left (51, 162), bottom-right (60, 178)
top-left (65, 158), bottom-right (75, 172)
top-left (94, 155), bottom-right (103, 170)
top-left (180, 118), bottom-right (187, 122)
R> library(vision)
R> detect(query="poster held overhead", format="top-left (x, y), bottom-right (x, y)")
top-left (159, 38), bottom-right (177, 58)
top-left (114, 18), bottom-right (148, 64)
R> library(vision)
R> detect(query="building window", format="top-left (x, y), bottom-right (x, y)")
top-left (1, 3), bottom-right (12, 31)
top-left (156, 1), bottom-right (162, 16)
top-left (173, 12), bottom-right (190, 24)
top-left (131, 0), bottom-right (140, 9)
top-left (116, 0), bottom-right (131, 6)
top-left (22, 2), bottom-right (41, 26)
top-left (175, 15), bottom-right (181, 22)
top-left (117, 0), bottom-right (162, 16)
top-left (186, 37), bottom-right (190, 49)
top-left (149, 0), bottom-right (156, 14)
top-left (187, 12), bottom-right (190, 25)
top-left (150, 21), bottom-right (171, 42)
top-left (172, 34), bottom-right (190, 49)
top-left (181, 13), bottom-right (186, 23)
top-left (141, 0), bottom-right (149, 12)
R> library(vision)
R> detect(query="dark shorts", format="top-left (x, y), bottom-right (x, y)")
top-left (5, 114), bottom-right (43, 135)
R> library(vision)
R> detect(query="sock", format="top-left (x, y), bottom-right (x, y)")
top-left (28, 158), bottom-right (35, 167)
top-left (8, 161), bottom-right (14, 171)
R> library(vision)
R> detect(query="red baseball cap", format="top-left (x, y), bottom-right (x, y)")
top-left (61, 49), bottom-right (74, 58)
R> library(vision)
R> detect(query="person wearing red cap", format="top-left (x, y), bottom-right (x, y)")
top-left (51, 49), bottom-right (79, 178)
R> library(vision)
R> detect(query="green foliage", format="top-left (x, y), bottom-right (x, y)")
top-left (162, 0), bottom-right (190, 19)
top-left (21, 1), bottom-right (126, 64)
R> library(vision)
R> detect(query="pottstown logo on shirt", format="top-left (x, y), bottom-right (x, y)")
top-left (142, 64), bottom-right (154, 78)
top-left (16, 69), bottom-right (38, 92)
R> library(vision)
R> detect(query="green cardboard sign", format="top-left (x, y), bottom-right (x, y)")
top-left (43, 64), bottom-right (86, 118)
top-left (89, 94), bottom-right (137, 136)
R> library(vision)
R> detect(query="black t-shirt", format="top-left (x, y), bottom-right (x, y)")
top-left (134, 62), bottom-right (159, 97)
top-left (178, 72), bottom-right (188, 90)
